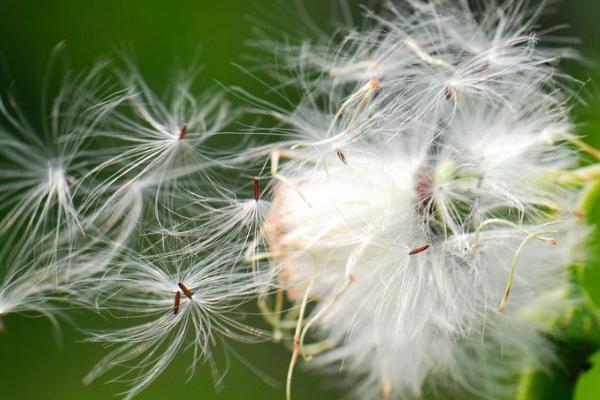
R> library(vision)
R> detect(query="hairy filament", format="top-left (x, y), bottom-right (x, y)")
top-left (286, 279), bottom-right (314, 400)
top-left (299, 274), bottom-right (354, 362)
top-left (404, 37), bottom-right (455, 70)
top-left (498, 229), bottom-right (558, 313)
top-left (570, 138), bottom-right (600, 160)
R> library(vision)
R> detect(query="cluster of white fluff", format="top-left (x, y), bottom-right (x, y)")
top-left (0, 47), bottom-right (261, 398)
top-left (0, 1), bottom-right (597, 400)
top-left (255, 1), bottom-right (588, 399)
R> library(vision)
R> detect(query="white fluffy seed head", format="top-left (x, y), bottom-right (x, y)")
top-left (250, 1), bottom-right (584, 398)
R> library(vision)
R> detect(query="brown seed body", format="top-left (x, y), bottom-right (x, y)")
top-left (173, 291), bottom-right (181, 315)
top-left (336, 149), bottom-right (347, 164)
top-left (178, 125), bottom-right (188, 140)
top-left (254, 177), bottom-right (260, 201)
top-left (178, 283), bottom-right (193, 299)
top-left (408, 244), bottom-right (430, 255)
top-left (65, 176), bottom-right (76, 188)
top-left (444, 87), bottom-right (454, 100)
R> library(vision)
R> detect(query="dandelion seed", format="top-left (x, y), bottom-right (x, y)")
top-left (0, 55), bottom-right (106, 255)
top-left (336, 149), bottom-right (347, 164)
top-left (0, 244), bottom-right (93, 329)
top-left (253, 176), bottom-right (261, 202)
top-left (173, 291), bottom-right (181, 315)
top-left (178, 124), bottom-right (187, 140)
top-left (444, 87), bottom-right (454, 100)
top-left (85, 247), bottom-right (265, 399)
top-left (408, 244), bottom-right (430, 256)
top-left (84, 59), bottom-right (238, 210)
top-left (177, 282), bottom-right (193, 299)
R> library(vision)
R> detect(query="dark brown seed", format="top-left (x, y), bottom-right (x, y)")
top-left (253, 177), bottom-right (260, 202)
top-left (444, 87), bottom-right (454, 100)
top-left (173, 291), bottom-right (181, 315)
top-left (178, 125), bottom-right (187, 140)
top-left (178, 283), bottom-right (193, 299)
top-left (65, 176), bottom-right (75, 188)
top-left (408, 244), bottom-right (430, 256)
top-left (336, 149), bottom-right (347, 164)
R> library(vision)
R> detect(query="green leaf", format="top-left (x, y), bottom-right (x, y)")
top-left (574, 351), bottom-right (600, 400)
top-left (516, 338), bottom-right (598, 400)
top-left (579, 178), bottom-right (600, 309)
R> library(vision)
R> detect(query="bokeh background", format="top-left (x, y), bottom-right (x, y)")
top-left (0, 1), bottom-right (599, 399)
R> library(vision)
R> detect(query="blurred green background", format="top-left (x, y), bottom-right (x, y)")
top-left (0, 1), bottom-right (599, 399)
